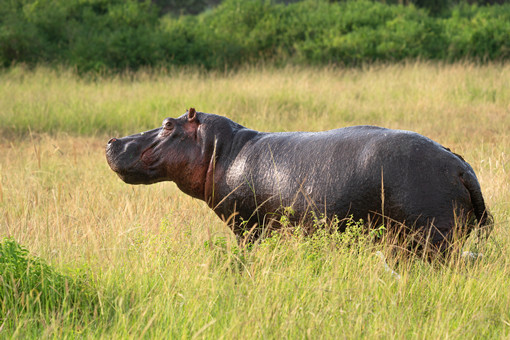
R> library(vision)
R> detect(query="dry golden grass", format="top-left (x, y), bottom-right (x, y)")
top-left (0, 62), bottom-right (509, 338)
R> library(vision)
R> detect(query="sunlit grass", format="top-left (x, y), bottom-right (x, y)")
top-left (2, 62), bottom-right (510, 140)
top-left (0, 62), bottom-right (509, 338)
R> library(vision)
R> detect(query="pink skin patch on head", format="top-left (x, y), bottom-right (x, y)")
top-left (140, 147), bottom-right (154, 167)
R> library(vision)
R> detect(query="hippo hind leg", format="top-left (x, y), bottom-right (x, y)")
top-left (419, 209), bottom-right (477, 256)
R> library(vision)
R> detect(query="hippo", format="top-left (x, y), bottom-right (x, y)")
top-left (106, 108), bottom-right (492, 248)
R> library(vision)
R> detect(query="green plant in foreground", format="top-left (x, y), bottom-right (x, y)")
top-left (0, 238), bottom-right (96, 327)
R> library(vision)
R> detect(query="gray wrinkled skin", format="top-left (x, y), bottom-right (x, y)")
top-left (106, 110), bottom-right (491, 246)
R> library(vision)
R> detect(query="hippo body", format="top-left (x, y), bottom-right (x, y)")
top-left (106, 109), bottom-right (491, 245)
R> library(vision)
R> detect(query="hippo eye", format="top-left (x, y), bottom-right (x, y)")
top-left (163, 120), bottom-right (174, 130)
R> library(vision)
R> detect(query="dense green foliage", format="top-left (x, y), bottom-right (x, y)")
top-left (0, 238), bottom-right (97, 330)
top-left (1, 0), bottom-right (510, 71)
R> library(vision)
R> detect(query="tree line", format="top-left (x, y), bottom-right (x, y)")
top-left (1, 0), bottom-right (509, 72)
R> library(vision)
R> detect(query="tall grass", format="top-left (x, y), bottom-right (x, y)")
top-left (0, 63), bottom-right (509, 338)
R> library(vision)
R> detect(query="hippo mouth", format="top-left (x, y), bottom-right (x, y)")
top-left (106, 139), bottom-right (162, 185)
top-left (140, 142), bottom-right (159, 167)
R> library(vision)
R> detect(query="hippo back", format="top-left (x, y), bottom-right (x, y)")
top-left (214, 125), bottom-right (477, 240)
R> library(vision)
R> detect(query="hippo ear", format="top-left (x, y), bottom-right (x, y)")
top-left (188, 108), bottom-right (197, 122)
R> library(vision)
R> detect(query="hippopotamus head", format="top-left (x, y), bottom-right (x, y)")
top-left (106, 108), bottom-right (226, 200)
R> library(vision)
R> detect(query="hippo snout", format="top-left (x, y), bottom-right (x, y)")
top-left (105, 137), bottom-right (122, 161)
top-left (105, 138), bottom-right (122, 172)
top-left (105, 137), bottom-right (120, 155)
top-left (105, 131), bottom-right (166, 185)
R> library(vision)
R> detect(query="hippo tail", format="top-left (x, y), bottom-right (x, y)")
top-left (461, 170), bottom-right (493, 237)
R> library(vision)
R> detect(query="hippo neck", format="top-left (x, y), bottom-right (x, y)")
top-left (204, 139), bottom-right (218, 208)
top-left (204, 127), bottom-right (261, 208)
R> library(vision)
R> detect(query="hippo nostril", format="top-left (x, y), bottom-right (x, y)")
top-left (108, 138), bottom-right (117, 144)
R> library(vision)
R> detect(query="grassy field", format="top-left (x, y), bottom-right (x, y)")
top-left (0, 63), bottom-right (509, 338)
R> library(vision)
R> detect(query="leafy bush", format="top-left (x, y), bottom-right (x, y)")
top-left (0, 238), bottom-right (96, 324)
top-left (0, 0), bottom-right (163, 71)
top-left (1, 0), bottom-right (510, 71)
top-left (444, 3), bottom-right (510, 60)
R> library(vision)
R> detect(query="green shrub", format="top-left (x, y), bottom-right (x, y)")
top-left (0, 238), bottom-right (96, 325)
top-left (1, 0), bottom-right (510, 71)
top-left (444, 3), bottom-right (510, 60)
